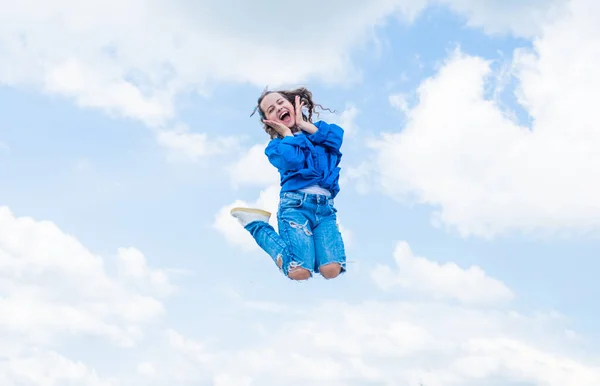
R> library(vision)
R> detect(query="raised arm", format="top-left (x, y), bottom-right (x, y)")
top-left (265, 135), bottom-right (308, 171)
top-left (305, 121), bottom-right (344, 153)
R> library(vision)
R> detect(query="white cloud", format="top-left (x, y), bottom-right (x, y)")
top-left (0, 0), bottom-right (561, 128)
top-left (143, 297), bottom-right (600, 386)
top-left (370, 0), bottom-right (600, 238)
top-left (116, 247), bottom-right (175, 297)
top-left (338, 105), bottom-right (360, 136)
top-left (340, 160), bottom-right (379, 196)
top-left (0, 0), bottom-right (415, 127)
top-left (213, 374), bottom-right (253, 386)
top-left (372, 240), bottom-right (514, 305)
top-left (0, 205), bottom-right (174, 383)
top-left (321, 104), bottom-right (361, 138)
top-left (136, 362), bottom-right (157, 377)
top-left (436, 0), bottom-right (567, 38)
top-left (0, 349), bottom-right (116, 386)
top-left (156, 124), bottom-right (241, 163)
top-left (0, 0), bottom-right (565, 165)
top-left (0, 206), bottom-right (596, 386)
top-left (227, 142), bottom-right (279, 189)
top-left (1, 0), bottom-right (403, 162)
top-left (42, 57), bottom-right (173, 127)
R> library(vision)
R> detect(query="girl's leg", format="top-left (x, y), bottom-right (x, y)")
top-left (313, 199), bottom-right (346, 279)
top-left (231, 206), bottom-right (314, 280)
top-left (243, 219), bottom-right (288, 269)
top-left (276, 197), bottom-right (316, 280)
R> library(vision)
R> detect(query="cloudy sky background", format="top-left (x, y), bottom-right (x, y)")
top-left (2, 0), bottom-right (600, 384)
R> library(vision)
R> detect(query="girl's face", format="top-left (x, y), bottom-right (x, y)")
top-left (260, 92), bottom-right (295, 128)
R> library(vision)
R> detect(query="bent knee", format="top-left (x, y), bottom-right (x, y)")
top-left (288, 267), bottom-right (311, 281)
top-left (319, 263), bottom-right (342, 279)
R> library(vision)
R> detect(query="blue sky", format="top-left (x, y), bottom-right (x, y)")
top-left (1, 0), bottom-right (600, 385)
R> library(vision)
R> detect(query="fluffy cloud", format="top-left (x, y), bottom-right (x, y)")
top-left (372, 240), bottom-right (514, 305)
top-left (227, 142), bottom-right (279, 189)
top-left (340, 158), bottom-right (380, 196)
top-left (0, 349), bottom-right (116, 386)
top-left (0, 0), bottom-right (563, 126)
top-left (156, 124), bottom-right (241, 163)
top-left (319, 104), bottom-right (361, 138)
top-left (1, 205), bottom-right (596, 386)
top-left (436, 0), bottom-right (567, 38)
top-left (0, 0), bottom-right (408, 127)
top-left (139, 293), bottom-right (599, 386)
top-left (0, 0), bottom-right (565, 162)
top-left (0, 205), bottom-right (173, 383)
top-left (101, 240), bottom-right (596, 385)
top-left (370, 0), bottom-right (600, 237)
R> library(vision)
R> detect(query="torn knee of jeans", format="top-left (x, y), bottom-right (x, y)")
top-left (276, 253), bottom-right (283, 268)
top-left (321, 261), bottom-right (347, 272)
top-left (288, 261), bottom-right (302, 271)
top-left (288, 261), bottom-right (310, 273)
top-left (287, 220), bottom-right (313, 236)
top-left (287, 262), bottom-right (311, 280)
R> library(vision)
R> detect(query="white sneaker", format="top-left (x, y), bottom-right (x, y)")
top-left (230, 207), bottom-right (271, 227)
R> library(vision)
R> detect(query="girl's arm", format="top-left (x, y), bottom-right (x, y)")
top-left (304, 121), bottom-right (344, 153)
top-left (265, 136), bottom-right (308, 171)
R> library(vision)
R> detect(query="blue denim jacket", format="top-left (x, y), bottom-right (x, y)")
top-left (265, 120), bottom-right (343, 198)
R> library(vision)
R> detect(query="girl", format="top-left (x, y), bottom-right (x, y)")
top-left (230, 87), bottom-right (347, 281)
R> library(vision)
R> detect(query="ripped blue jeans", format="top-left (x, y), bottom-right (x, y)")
top-left (244, 190), bottom-right (347, 279)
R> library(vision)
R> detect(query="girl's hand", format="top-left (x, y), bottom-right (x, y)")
top-left (294, 96), bottom-right (309, 130)
top-left (294, 95), bottom-right (317, 134)
top-left (262, 119), bottom-right (293, 137)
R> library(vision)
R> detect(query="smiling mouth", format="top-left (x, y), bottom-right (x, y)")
top-left (279, 110), bottom-right (291, 120)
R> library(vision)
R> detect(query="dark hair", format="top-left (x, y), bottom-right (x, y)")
top-left (250, 86), bottom-right (336, 139)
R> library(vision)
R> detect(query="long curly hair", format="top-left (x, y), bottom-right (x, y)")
top-left (250, 86), bottom-right (336, 139)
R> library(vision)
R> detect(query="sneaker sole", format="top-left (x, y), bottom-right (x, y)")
top-left (230, 207), bottom-right (272, 217)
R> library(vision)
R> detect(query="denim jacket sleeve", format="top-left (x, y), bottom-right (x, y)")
top-left (306, 121), bottom-right (344, 153)
top-left (265, 135), bottom-right (308, 171)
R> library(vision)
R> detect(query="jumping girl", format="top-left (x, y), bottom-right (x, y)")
top-left (230, 87), bottom-right (347, 281)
